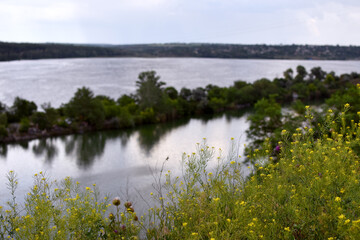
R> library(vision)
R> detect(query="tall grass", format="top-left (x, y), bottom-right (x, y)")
top-left (2, 105), bottom-right (360, 239)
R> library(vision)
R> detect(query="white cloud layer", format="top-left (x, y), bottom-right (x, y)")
top-left (0, 0), bottom-right (359, 45)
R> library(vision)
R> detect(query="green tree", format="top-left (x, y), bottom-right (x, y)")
top-left (136, 71), bottom-right (165, 110)
top-left (8, 97), bottom-right (37, 122)
top-left (164, 87), bottom-right (178, 100)
top-left (64, 87), bottom-right (105, 126)
top-left (294, 65), bottom-right (307, 83)
top-left (247, 96), bottom-right (282, 145)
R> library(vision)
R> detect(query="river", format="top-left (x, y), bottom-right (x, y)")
top-left (0, 57), bottom-right (359, 206)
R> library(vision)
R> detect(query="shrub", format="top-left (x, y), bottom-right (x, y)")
top-left (2, 104), bottom-right (360, 239)
top-left (0, 125), bottom-right (7, 138)
top-left (0, 171), bottom-right (141, 239)
top-left (19, 118), bottom-right (30, 133)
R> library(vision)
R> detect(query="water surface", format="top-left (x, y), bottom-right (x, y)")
top-left (0, 57), bottom-right (359, 107)
top-left (0, 112), bottom-right (250, 205)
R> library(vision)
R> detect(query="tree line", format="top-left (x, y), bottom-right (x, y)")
top-left (1, 42), bottom-right (360, 61)
top-left (0, 65), bottom-right (359, 143)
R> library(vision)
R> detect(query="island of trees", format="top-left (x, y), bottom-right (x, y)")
top-left (0, 65), bottom-right (359, 148)
top-left (1, 41), bottom-right (360, 61)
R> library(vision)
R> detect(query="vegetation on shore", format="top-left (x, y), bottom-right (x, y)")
top-left (2, 100), bottom-right (360, 239)
top-left (0, 65), bottom-right (359, 144)
top-left (1, 42), bottom-right (360, 61)
top-left (1, 66), bottom-right (360, 238)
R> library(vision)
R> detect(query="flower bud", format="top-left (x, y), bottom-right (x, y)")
top-left (112, 197), bottom-right (121, 206)
top-left (124, 201), bottom-right (132, 208)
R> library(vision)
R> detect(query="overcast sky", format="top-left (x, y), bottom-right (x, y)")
top-left (1, 0), bottom-right (359, 45)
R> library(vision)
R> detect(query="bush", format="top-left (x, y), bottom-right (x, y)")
top-left (3, 105), bottom-right (360, 239)
top-left (0, 125), bottom-right (7, 138)
top-left (0, 113), bottom-right (7, 126)
top-left (19, 118), bottom-right (30, 133)
top-left (0, 171), bottom-right (141, 239)
top-left (145, 105), bottom-right (360, 239)
top-left (64, 87), bottom-right (105, 127)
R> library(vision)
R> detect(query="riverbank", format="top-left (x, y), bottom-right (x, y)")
top-left (0, 66), bottom-right (358, 145)
top-left (1, 107), bottom-right (360, 239)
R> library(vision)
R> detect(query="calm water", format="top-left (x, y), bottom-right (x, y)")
top-left (0, 112), bottom-right (250, 205)
top-left (0, 57), bottom-right (359, 206)
top-left (0, 57), bottom-right (359, 107)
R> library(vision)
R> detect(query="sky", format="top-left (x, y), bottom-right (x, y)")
top-left (0, 0), bottom-right (360, 45)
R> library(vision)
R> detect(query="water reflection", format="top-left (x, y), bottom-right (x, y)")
top-left (32, 138), bottom-right (58, 164)
top-left (0, 111), bottom-right (248, 169)
top-left (137, 118), bottom-right (190, 155)
top-left (64, 133), bottom-right (107, 169)
top-left (0, 144), bottom-right (7, 157)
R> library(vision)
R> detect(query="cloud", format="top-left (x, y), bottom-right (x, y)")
top-left (0, 0), bottom-right (359, 44)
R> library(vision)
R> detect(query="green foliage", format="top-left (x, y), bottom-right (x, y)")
top-left (139, 108), bottom-right (157, 124)
top-left (31, 112), bottom-right (49, 130)
top-left (41, 103), bottom-right (59, 127)
top-left (0, 113), bottom-right (7, 126)
top-left (3, 108), bottom-right (360, 239)
top-left (117, 95), bottom-right (135, 106)
top-left (64, 87), bottom-right (105, 127)
top-left (326, 84), bottom-right (360, 122)
top-left (0, 125), bottom-right (7, 138)
top-left (117, 107), bottom-right (135, 128)
top-left (19, 118), bottom-right (30, 133)
top-left (247, 96), bottom-right (283, 143)
top-left (208, 97), bottom-right (226, 112)
top-left (164, 87), bottom-right (178, 100)
top-left (0, 171), bottom-right (140, 239)
top-left (145, 108), bottom-right (360, 239)
top-left (136, 71), bottom-right (165, 110)
top-left (291, 99), bottom-right (306, 115)
top-left (8, 97), bottom-right (37, 123)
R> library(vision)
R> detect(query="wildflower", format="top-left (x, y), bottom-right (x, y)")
top-left (182, 222), bottom-right (187, 227)
top-left (192, 233), bottom-right (198, 236)
top-left (284, 227), bottom-right (290, 232)
top-left (275, 145), bottom-right (281, 152)
top-left (112, 197), bottom-right (121, 206)
top-left (124, 201), bottom-right (132, 208)
top-left (338, 214), bottom-right (345, 219)
top-left (230, 161), bottom-right (235, 165)
top-left (335, 197), bottom-right (341, 202)
top-left (344, 103), bottom-right (350, 108)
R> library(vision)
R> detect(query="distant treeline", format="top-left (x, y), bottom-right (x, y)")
top-left (1, 42), bottom-right (360, 61)
top-left (0, 65), bottom-right (359, 143)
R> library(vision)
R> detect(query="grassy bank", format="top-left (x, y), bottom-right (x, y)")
top-left (1, 103), bottom-right (360, 239)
